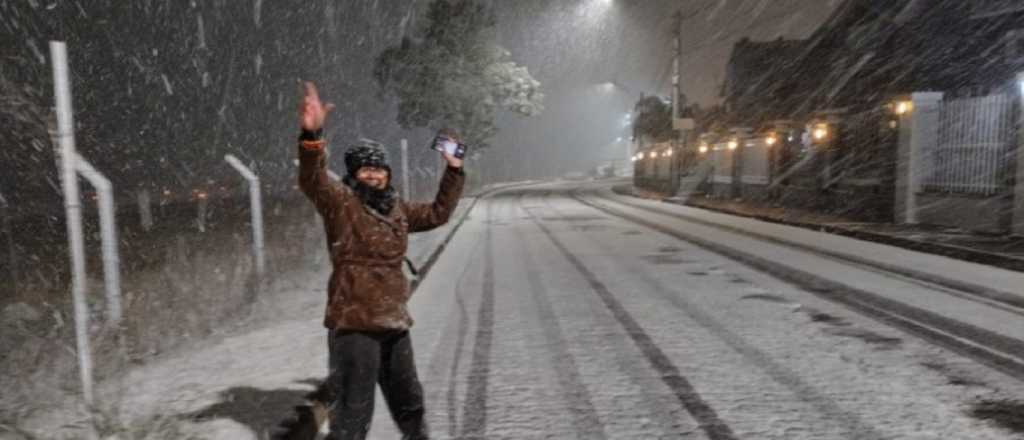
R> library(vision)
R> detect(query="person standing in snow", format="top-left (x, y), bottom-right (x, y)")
top-left (297, 81), bottom-right (464, 439)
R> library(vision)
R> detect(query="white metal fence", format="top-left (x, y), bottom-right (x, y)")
top-left (741, 138), bottom-right (771, 185)
top-left (925, 94), bottom-right (1016, 195)
top-left (711, 143), bottom-right (733, 183)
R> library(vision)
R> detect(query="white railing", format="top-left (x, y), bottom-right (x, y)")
top-left (925, 94), bottom-right (1015, 195)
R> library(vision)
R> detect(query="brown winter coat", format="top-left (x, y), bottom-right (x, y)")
top-left (298, 140), bottom-right (464, 331)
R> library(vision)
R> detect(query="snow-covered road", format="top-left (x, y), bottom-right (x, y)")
top-left (44, 180), bottom-right (1023, 439)
top-left (399, 181), bottom-right (1024, 439)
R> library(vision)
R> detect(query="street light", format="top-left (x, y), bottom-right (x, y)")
top-left (894, 100), bottom-right (913, 115)
top-left (812, 123), bottom-right (829, 142)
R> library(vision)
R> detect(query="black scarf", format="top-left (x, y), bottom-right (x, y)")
top-left (343, 175), bottom-right (397, 216)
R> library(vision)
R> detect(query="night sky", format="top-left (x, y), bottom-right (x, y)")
top-left (0, 0), bottom-right (840, 208)
top-left (490, 0), bottom-right (839, 177)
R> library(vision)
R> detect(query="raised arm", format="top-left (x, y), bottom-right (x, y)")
top-left (403, 153), bottom-right (465, 232)
top-left (298, 135), bottom-right (346, 215)
top-left (296, 81), bottom-right (346, 215)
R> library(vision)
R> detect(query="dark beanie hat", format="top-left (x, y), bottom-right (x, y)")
top-left (343, 142), bottom-right (391, 177)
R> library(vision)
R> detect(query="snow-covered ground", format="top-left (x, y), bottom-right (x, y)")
top-left (15, 180), bottom-right (1024, 439)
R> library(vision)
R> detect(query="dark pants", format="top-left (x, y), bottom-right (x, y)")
top-left (326, 330), bottom-right (428, 440)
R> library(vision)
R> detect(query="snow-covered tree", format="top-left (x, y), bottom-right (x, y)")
top-left (373, 0), bottom-right (543, 150)
top-left (632, 95), bottom-right (674, 144)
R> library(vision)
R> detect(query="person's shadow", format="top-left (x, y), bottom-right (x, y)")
top-left (180, 378), bottom-right (330, 440)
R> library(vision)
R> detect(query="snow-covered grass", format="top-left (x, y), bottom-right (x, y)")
top-left (4, 195), bottom-right (480, 439)
top-left (0, 198), bottom-right (327, 438)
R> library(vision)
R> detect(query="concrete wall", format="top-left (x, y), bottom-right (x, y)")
top-left (1016, 141), bottom-right (1024, 235)
top-left (917, 193), bottom-right (1012, 233)
top-left (894, 92), bottom-right (943, 224)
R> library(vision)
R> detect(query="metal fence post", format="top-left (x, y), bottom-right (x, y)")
top-left (225, 155), bottom-right (265, 278)
top-left (196, 193), bottom-right (207, 232)
top-left (137, 188), bottom-right (153, 231)
top-left (50, 41), bottom-right (96, 413)
top-left (74, 153), bottom-right (122, 324)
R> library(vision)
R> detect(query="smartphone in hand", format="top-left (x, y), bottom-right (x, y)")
top-left (430, 136), bottom-right (467, 159)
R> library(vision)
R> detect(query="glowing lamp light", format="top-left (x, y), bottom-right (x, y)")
top-left (665, 149), bottom-right (673, 157)
top-left (727, 140), bottom-right (739, 150)
top-left (699, 144), bottom-right (709, 154)
top-left (765, 135), bottom-right (778, 146)
top-left (812, 124), bottom-right (829, 142)
top-left (894, 101), bottom-right (913, 115)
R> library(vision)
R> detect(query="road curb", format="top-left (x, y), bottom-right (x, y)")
top-left (612, 185), bottom-right (1024, 274)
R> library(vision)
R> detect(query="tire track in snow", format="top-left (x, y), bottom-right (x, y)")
top-left (459, 200), bottom-right (496, 439)
top-left (576, 188), bottom-right (1024, 383)
top-left (274, 183), bottom-right (532, 439)
top-left (602, 188), bottom-right (1024, 315)
top-left (524, 192), bottom-right (739, 440)
top-left (444, 263), bottom-right (472, 439)
top-left (514, 191), bottom-right (607, 439)
top-left (523, 189), bottom-right (702, 437)
top-left (549, 190), bottom-right (885, 438)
